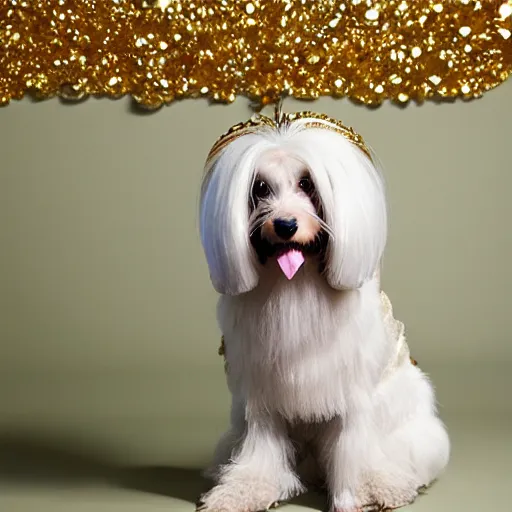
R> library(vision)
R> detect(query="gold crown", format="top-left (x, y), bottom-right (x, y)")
top-left (206, 103), bottom-right (372, 164)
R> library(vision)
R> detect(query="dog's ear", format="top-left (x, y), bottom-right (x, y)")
top-left (293, 131), bottom-right (387, 291)
top-left (199, 141), bottom-right (262, 296)
top-left (323, 150), bottom-right (387, 290)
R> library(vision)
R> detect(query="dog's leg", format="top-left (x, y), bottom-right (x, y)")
top-left (202, 428), bottom-right (244, 481)
top-left (358, 413), bottom-right (449, 510)
top-left (197, 410), bottom-right (304, 512)
top-left (203, 396), bottom-right (246, 482)
top-left (354, 365), bottom-right (450, 511)
top-left (318, 414), bottom-right (371, 512)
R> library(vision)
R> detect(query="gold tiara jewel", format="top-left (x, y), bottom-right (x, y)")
top-left (206, 106), bottom-right (372, 164)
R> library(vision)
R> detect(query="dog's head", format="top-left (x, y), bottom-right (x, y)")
top-left (199, 113), bottom-right (387, 296)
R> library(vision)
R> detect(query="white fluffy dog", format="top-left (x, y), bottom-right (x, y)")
top-left (198, 108), bottom-right (449, 512)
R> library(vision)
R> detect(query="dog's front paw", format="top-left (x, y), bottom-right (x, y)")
top-left (359, 471), bottom-right (420, 511)
top-left (330, 489), bottom-right (364, 512)
top-left (196, 481), bottom-right (280, 512)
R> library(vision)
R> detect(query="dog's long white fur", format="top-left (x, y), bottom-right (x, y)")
top-left (199, 123), bottom-right (450, 512)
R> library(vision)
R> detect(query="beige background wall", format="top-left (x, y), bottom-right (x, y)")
top-left (1, 81), bottom-right (511, 468)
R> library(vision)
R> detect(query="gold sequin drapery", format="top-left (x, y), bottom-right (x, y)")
top-left (1, 0), bottom-right (511, 109)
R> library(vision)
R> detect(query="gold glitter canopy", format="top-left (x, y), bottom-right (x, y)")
top-left (1, 0), bottom-right (511, 108)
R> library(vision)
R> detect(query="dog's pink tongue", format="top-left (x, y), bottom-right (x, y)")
top-left (277, 249), bottom-right (305, 280)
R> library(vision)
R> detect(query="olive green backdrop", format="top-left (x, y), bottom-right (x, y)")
top-left (1, 80), bottom-right (511, 511)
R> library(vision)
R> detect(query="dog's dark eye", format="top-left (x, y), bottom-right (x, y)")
top-left (253, 179), bottom-right (271, 199)
top-left (298, 177), bottom-right (314, 194)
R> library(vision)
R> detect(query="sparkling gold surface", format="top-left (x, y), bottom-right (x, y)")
top-left (1, 1), bottom-right (511, 108)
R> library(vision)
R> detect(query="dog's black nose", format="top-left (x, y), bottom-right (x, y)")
top-left (273, 218), bottom-right (298, 240)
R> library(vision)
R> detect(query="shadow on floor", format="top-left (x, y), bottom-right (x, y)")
top-left (117, 466), bottom-right (209, 502)
top-left (0, 432), bottom-right (112, 484)
top-left (0, 433), bottom-right (326, 510)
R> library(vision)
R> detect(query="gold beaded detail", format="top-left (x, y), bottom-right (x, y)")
top-left (219, 336), bottom-right (228, 375)
top-left (206, 108), bottom-right (372, 165)
top-left (218, 336), bottom-right (226, 357)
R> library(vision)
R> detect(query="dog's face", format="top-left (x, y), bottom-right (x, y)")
top-left (200, 126), bottom-right (387, 295)
top-left (248, 150), bottom-right (328, 276)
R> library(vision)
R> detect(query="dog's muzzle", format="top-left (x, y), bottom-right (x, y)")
top-left (250, 228), bottom-right (328, 280)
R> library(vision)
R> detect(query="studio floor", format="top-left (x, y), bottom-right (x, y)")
top-left (1, 409), bottom-right (511, 512)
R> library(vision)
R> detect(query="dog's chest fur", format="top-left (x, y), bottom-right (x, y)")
top-left (218, 262), bottom-right (386, 421)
